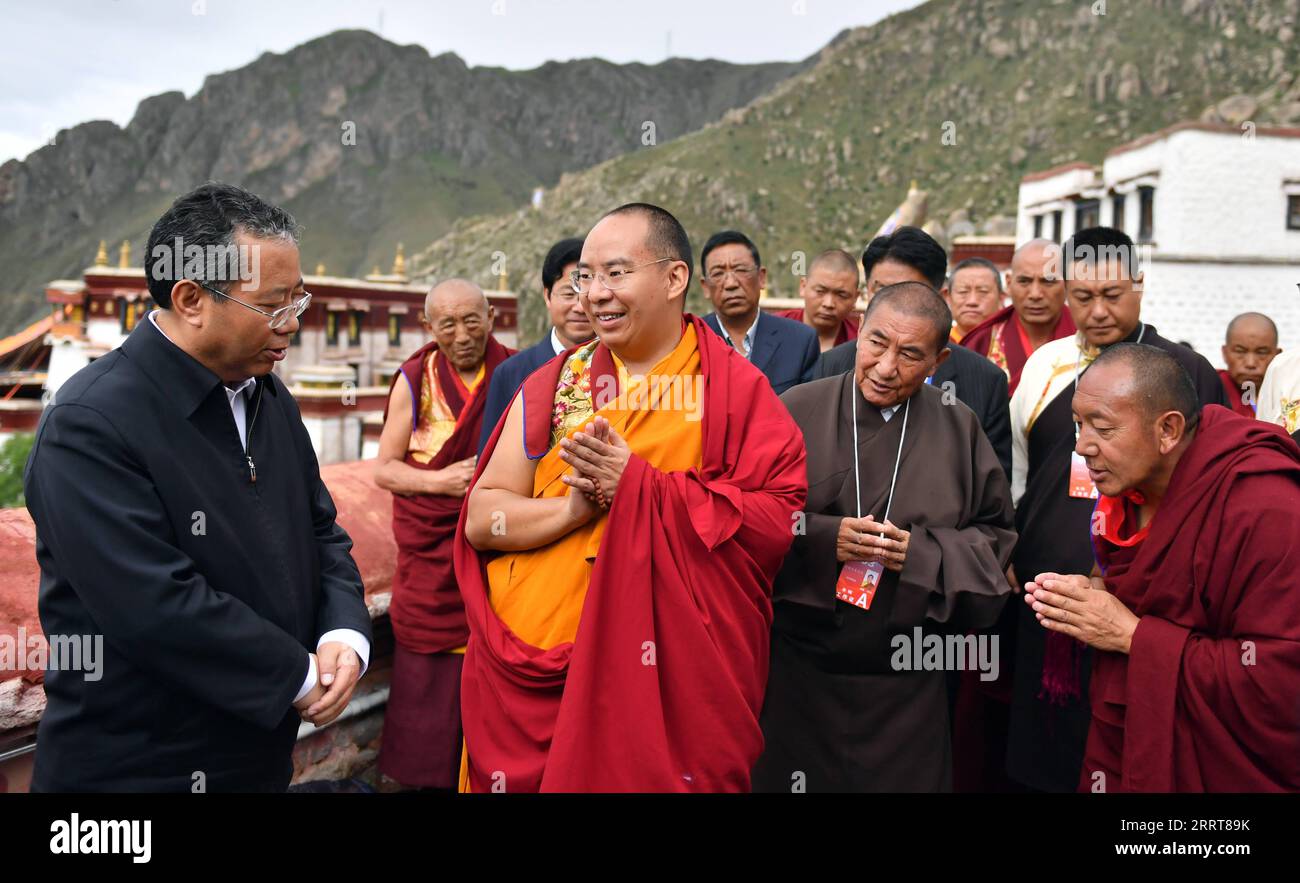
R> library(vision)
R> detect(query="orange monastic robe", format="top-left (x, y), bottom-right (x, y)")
top-left (486, 325), bottom-right (704, 650)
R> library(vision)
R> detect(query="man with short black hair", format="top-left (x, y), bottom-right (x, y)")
top-left (478, 237), bottom-right (592, 453)
top-left (699, 230), bottom-right (818, 395)
top-left (24, 182), bottom-right (372, 791)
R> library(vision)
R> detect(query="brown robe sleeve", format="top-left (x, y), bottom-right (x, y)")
top-left (889, 405), bottom-right (1017, 633)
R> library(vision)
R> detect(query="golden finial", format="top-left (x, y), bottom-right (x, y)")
top-left (315, 262), bottom-right (326, 276)
top-left (118, 239), bottom-right (130, 269)
top-left (497, 268), bottom-right (508, 291)
top-left (371, 265), bottom-right (381, 277)
top-left (94, 240), bottom-right (108, 266)
top-left (392, 243), bottom-right (407, 277)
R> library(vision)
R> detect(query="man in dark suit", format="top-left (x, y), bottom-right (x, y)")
top-left (814, 227), bottom-right (1011, 478)
top-left (23, 183), bottom-right (372, 792)
top-left (478, 237), bottom-right (592, 454)
top-left (698, 230), bottom-right (818, 395)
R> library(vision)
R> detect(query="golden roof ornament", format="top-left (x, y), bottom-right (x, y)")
top-left (118, 239), bottom-right (131, 269)
top-left (392, 243), bottom-right (407, 278)
top-left (497, 268), bottom-right (508, 291)
top-left (94, 240), bottom-right (108, 267)
top-left (315, 262), bottom-right (326, 276)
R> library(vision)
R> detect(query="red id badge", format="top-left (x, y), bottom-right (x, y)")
top-left (1068, 451), bottom-right (1099, 499)
top-left (836, 558), bottom-right (886, 610)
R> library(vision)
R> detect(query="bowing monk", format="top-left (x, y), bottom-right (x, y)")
top-left (373, 279), bottom-right (513, 789)
top-left (753, 281), bottom-right (1016, 792)
top-left (457, 202), bottom-right (807, 792)
top-left (1025, 343), bottom-right (1300, 791)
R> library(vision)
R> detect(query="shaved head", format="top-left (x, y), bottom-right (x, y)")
top-left (863, 281), bottom-right (952, 355)
top-left (1088, 343), bottom-right (1200, 427)
top-left (1226, 312), bottom-right (1278, 346)
top-left (809, 248), bottom-right (859, 277)
top-left (425, 278), bottom-right (489, 321)
top-left (1011, 238), bottom-right (1062, 271)
top-left (422, 278), bottom-right (494, 372)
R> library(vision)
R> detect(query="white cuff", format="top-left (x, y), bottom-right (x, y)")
top-left (293, 652), bottom-right (318, 704)
top-left (317, 629), bottom-right (371, 679)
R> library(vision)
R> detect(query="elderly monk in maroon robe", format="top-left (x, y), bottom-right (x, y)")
top-left (753, 281), bottom-right (1016, 792)
top-left (1218, 312), bottom-right (1281, 416)
top-left (961, 239), bottom-right (1074, 396)
top-left (1025, 343), bottom-right (1300, 791)
top-left (776, 248), bottom-right (861, 352)
top-left (458, 203), bottom-right (806, 792)
top-left (372, 279), bottom-right (513, 789)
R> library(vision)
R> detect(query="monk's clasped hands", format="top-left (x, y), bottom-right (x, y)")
top-left (1024, 572), bottom-right (1141, 654)
top-left (559, 417), bottom-right (632, 513)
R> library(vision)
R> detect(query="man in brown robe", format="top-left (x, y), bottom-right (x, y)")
top-left (753, 281), bottom-right (1016, 792)
top-left (372, 279), bottom-right (513, 789)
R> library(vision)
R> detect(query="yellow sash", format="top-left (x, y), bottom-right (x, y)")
top-left (485, 325), bottom-right (704, 650)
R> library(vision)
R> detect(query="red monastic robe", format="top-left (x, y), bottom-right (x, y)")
top-left (774, 307), bottom-right (858, 347)
top-left (386, 337), bottom-right (513, 654)
top-left (1085, 406), bottom-right (1300, 792)
top-left (454, 314), bottom-right (807, 792)
top-left (961, 306), bottom-right (1075, 396)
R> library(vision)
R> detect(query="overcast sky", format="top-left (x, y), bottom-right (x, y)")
top-left (0, 0), bottom-right (920, 164)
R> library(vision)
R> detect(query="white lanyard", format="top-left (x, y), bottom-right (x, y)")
top-left (851, 382), bottom-right (910, 526)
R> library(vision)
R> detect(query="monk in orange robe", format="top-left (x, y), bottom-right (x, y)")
top-left (373, 279), bottom-right (513, 790)
top-left (457, 203), bottom-right (807, 792)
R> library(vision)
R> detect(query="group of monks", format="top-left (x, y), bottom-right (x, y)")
top-left (370, 203), bottom-right (1300, 793)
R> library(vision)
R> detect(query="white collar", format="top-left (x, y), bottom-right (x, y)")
top-left (549, 327), bottom-right (566, 356)
top-left (718, 309), bottom-right (762, 357)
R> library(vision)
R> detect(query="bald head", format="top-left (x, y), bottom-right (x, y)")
top-left (422, 278), bottom-right (494, 371)
top-left (1007, 239), bottom-right (1067, 330)
top-left (809, 248), bottom-right (859, 277)
top-left (425, 278), bottom-right (489, 321)
top-left (862, 281), bottom-right (952, 355)
top-left (1088, 343), bottom-right (1200, 426)
top-left (1071, 343), bottom-right (1200, 498)
top-left (1223, 311), bottom-right (1281, 392)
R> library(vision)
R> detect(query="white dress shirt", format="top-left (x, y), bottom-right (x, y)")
top-left (549, 327), bottom-right (566, 356)
top-left (147, 310), bottom-right (370, 703)
top-left (717, 310), bottom-right (763, 359)
top-left (880, 404), bottom-right (899, 422)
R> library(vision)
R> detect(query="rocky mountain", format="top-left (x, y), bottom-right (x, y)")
top-left (0, 28), bottom-right (811, 332)
top-left (410, 0), bottom-right (1300, 344)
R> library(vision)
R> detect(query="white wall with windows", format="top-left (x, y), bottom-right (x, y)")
top-left (1015, 124), bottom-right (1300, 364)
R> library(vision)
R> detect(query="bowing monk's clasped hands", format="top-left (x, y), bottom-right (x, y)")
top-left (559, 416), bottom-right (632, 521)
top-left (1024, 572), bottom-right (1140, 654)
top-left (836, 516), bottom-right (910, 571)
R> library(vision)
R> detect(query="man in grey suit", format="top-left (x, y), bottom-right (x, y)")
top-left (814, 227), bottom-right (1010, 478)
top-left (699, 230), bottom-right (819, 395)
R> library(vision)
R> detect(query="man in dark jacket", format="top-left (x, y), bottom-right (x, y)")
top-left (23, 183), bottom-right (372, 792)
top-left (478, 237), bottom-right (592, 453)
top-left (813, 228), bottom-right (1012, 478)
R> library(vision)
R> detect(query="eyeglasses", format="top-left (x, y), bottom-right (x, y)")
top-left (705, 265), bottom-right (757, 284)
top-left (570, 258), bottom-right (673, 294)
top-left (197, 281), bottom-right (312, 330)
